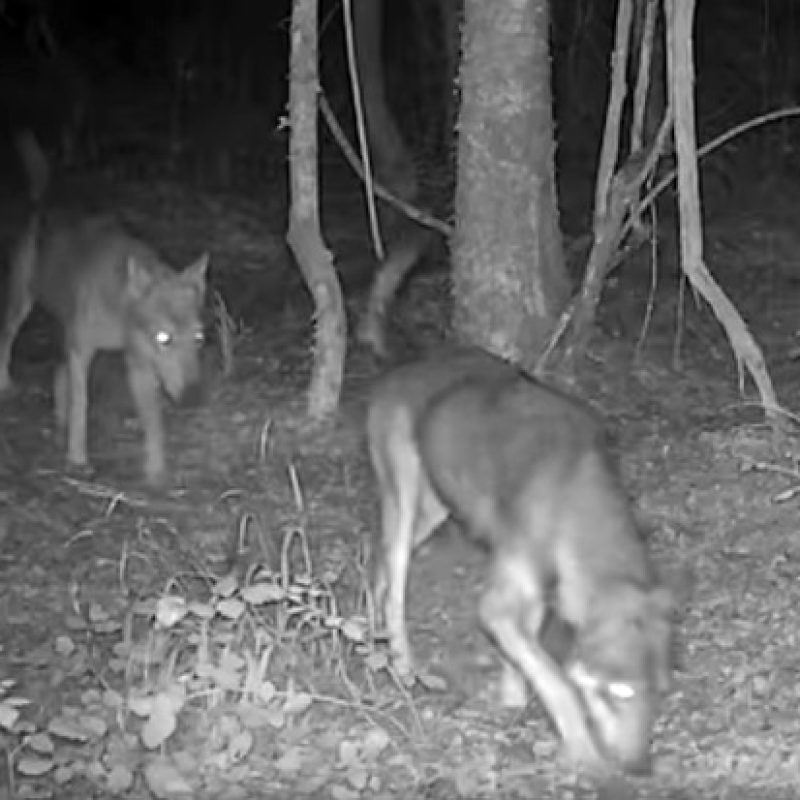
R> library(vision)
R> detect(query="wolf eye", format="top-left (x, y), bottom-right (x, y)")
top-left (155, 330), bottom-right (172, 347)
top-left (569, 660), bottom-right (637, 703)
top-left (607, 681), bottom-right (636, 701)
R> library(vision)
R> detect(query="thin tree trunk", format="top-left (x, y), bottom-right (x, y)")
top-left (287, 0), bottom-right (346, 419)
top-left (353, 0), bottom-right (417, 203)
top-left (550, 0), bottom-right (639, 371)
top-left (664, 0), bottom-right (778, 416)
top-left (452, 0), bottom-right (569, 367)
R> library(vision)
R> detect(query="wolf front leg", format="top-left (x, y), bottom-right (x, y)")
top-left (63, 349), bottom-right (94, 472)
top-left (369, 413), bottom-right (448, 679)
top-left (479, 553), bottom-right (606, 773)
top-left (126, 360), bottom-right (166, 485)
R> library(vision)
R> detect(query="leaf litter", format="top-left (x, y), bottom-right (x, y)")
top-left (2, 180), bottom-right (800, 799)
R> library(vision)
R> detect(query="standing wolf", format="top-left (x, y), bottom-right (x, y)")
top-left (0, 130), bottom-right (209, 485)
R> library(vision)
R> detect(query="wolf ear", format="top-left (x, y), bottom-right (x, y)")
top-left (126, 256), bottom-right (152, 297)
top-left (183, 253), bottom-right (209, 293)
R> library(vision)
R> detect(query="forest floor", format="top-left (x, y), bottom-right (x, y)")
top-left (1, 153), bottom-right (800, 800)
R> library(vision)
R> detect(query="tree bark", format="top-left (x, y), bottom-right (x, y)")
top-left (287, 0), bottom-right (346, 419)
top-left (452, 0), bottom-right (569, 367)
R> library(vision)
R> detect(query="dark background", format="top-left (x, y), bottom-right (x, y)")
top-left (0, 0), bottom-right (798, 231)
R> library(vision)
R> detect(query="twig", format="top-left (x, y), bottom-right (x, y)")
top-left (318, 94), bottom-right (451, 237)
top-left (634, 210), bottom-right (659, 358)
top-left (633, 106), bottom-right (800, 239)
top-left (593, 0), bottom-right (634, 227)
top-left (341, 0), bottom-right (384, 260)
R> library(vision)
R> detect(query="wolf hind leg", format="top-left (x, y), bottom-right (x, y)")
top-left (0, 224), bottom-right (39, 393)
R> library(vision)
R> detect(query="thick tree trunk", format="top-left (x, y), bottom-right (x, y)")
top-left (436, 0), bottom-right (462, 164)
top-left (287, 0), bottom-right (346, 419)
top-left (452, 0), bottom-right (569, 366)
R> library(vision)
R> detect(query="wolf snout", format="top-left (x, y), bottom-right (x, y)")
top-left (159, 354), bottom-right (205, 405)
top-left (162, 370), bottom-right (205, 406)
top-left (176, 377), bottom-right (206, 407)
top-left (602, 698), bottom-right (656, 777)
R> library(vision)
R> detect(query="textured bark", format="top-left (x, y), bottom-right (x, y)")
top-left (452, 0), bottom-right (568, 367)
top-left (287, 0), bottom-right (346, 419)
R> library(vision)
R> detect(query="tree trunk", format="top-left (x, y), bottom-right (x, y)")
top-left (436, 0), bottom-right (462, 165)
top-left (352, 0), bottom-right (417, 203)
top-left (664, 0), bottom-right (778, 416)
top-left (286, 0), bottom-right (346, 419)
top-left (452, 0), bottom-right (569, 367)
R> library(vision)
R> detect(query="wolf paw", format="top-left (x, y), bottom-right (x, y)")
top-left (561, 731), bottom-right (609, 777)
top-left (498, 664), bottom-right (529, 708)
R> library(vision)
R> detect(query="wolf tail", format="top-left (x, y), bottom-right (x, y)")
top-left (13, 129), bottom-right (51, 205)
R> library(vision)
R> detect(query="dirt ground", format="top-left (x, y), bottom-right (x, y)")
top-left (2, 158), bottom-right (800, 799)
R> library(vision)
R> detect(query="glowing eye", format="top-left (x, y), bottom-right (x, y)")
top-left (607, 681), bottom-right (636, 701)
top-left (155, 330), bottom-right (172, 346)
top-left (194, 330), bottom-right (205, 344)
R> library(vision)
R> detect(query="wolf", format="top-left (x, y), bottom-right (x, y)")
top-left (366, 348), bottom-right (676, 775)
top-left (0, 130), bottom-right (208, 485)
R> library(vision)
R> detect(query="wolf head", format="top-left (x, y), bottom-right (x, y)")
top-left (566, 582), bottom-right (675, 775)
top-left (125, 253), bottom-right (209, 402)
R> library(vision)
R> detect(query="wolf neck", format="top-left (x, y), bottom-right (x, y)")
top-left (549, 450), bottom-right (653, 615)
